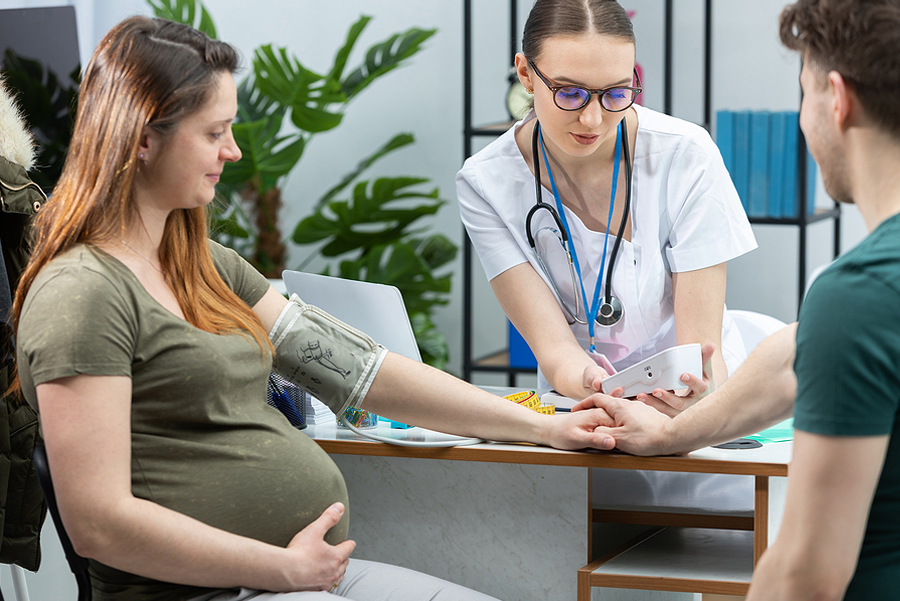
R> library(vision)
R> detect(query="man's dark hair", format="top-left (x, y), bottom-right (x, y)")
top-left (780, 0), bottom-right (900, 137)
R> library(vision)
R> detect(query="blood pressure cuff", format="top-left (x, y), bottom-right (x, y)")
top-left (268, 294), bottom-right (387, 415)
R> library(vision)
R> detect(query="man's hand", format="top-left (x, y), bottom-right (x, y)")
top-left (284, 503), bottom-right (356, 591)
top-left (635, 343), bottom-right (716, 417)
top-left (543, 408), bottom-right (617, 451)
top-left (571, 394), bottom-right (675, 456)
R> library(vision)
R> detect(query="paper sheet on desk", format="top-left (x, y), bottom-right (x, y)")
top-left (540, 392), bottom-right (579, 410)
top-left (746, 418), bottom-right (794, 443)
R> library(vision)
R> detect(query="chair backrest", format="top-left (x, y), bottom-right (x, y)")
top-left (729, 309), bottom-right (788, 354)
top-left (32, 444), bottom-right (92, 601)
top-left (282, 271), bottom-right (422, 362)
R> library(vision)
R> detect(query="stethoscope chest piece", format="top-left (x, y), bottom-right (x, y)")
top-left (597, 296), bottom-right (624, 327)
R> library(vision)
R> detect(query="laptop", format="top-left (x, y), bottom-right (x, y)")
top-left (281, 271), bottom-right (422, 362)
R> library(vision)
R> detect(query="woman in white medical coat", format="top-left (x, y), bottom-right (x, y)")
top-left (456, 0), bottom-right (756, 410)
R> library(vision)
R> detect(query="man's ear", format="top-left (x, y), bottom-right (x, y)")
top-left (829, 71), bottom-right (854, 132)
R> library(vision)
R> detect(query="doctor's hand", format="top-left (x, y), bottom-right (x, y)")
top-left (581, 364), bottom-right (611, 395)
top-left (283, 502), bottom-right (356, 592)
top-left (635, 343), bottom-right (716, 418)
top-left (572, 394), bottom-right (675, 456)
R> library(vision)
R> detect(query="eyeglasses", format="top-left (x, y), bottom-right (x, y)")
top-left (528, 60), bottom-right (642, 112)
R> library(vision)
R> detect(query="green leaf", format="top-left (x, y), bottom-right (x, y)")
top-left (329, 15), bottom-right (371, 82)
top-left (410, 312), bottom-right (450, 370)
top-left (1, 49), bottom-right (79, 190)
top-left (253, 45), bottom-right (346, 134)
top-left (206, 191), bottom-right (257, 261)
top-left (198, 5), bottom-right (217, 38)
top-left (236, 76), bottom-right (281, 124)
top-left (413, 234), bottom-right (458, 270)
top-left (213, 212), bottom-right (250, 238)
top-left (341, 27), bottom-right (436, 100)
top-left (292, 212), bottom-right (344, 245)
top-left (223, 119), bottom-right (305, 190)
top-left (147, 0), bottom-right (218, 38)
top-left (290, 104), bottom-right (344, 133)
top-left (315, 133), bottom-right (415, 209)
top-left (292, 176), bottom-right (444, 249)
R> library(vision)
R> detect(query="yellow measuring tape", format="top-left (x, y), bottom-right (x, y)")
top-left (503, 390), bottom-right (555, 415)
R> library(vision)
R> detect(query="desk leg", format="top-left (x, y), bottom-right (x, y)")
top-left (753, 476), bottom-right (769, 564)
top-left (331, 454), bottom-right (589, 601)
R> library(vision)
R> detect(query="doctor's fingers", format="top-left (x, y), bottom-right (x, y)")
top-left (635, 392), bottom-right (684, 417)
top-left (700, 343), bottom-right (716, 375)
top-left (639, 374), bottom-right (707, 412)
top-left (582, 365), bottom-right (611, 393)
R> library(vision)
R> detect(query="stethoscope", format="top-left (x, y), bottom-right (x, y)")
top-left (525, 118), bottom-right (632, 348)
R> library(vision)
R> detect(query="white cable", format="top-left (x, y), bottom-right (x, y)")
top-left (338, 416), bottom-right (485, 447)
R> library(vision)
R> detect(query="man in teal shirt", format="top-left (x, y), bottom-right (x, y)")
top-left (579, 1), bottom-right (900, 598)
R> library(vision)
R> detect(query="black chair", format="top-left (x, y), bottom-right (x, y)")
top-left (32, 443), bottom-right (91, 601)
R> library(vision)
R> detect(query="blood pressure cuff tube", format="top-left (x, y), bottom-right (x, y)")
top-left (268, 294), bottom-right (388, 415)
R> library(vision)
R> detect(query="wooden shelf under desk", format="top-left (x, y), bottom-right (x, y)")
top-left (579, 527), bottom-right (754, 598)
top-left (593, 508), bottom-right (754, 531)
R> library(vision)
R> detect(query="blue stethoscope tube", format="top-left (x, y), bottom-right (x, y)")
top-left (525, 119), bottom-right (632, 341)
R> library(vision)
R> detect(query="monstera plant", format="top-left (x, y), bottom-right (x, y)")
top-left (149, 0), bottom-right (457, 369)
top-left (292, 133), bottom-right (457, 369)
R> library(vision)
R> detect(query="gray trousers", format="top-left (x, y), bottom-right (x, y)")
top-left (191, 559), bottom-right (501, 601)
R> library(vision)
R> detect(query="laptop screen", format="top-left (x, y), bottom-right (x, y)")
top-left (282, 271), bottom-right (422, 362)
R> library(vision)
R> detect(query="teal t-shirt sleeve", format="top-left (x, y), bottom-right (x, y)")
top-left (793, 266), bottom-right (900, 436)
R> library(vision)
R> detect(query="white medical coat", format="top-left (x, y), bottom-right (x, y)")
top-left (457, 105), bottom-right (757, 381)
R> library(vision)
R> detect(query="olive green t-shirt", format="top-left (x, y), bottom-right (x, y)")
top-left (794, 212), bottom-right (900, 600)
top-left (17, 242), bottom-right (350, 601)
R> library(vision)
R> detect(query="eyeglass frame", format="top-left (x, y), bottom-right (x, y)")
top-left (527, 59), bottom-right (642, 112)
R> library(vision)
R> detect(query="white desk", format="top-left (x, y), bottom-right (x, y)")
top-left (305, 420), bottom-right (790, 601)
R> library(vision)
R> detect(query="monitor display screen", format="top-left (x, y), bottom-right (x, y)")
top-left (0, 6), bottom-right (80, 191)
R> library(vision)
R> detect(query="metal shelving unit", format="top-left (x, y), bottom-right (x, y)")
top-left (461, 0), bottom-right (840, 383)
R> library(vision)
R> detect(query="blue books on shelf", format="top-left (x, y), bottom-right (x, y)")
top-left (748, 111), bottom-right (770, 218)
top-left (732, 111), bottom-right (751, 211)
top-left (767, 111), bottom-right (787, 219)
top-left (508, 320), bottom-right (537, 369)
top-left (716, 110), bottom-right (735, 178)
top-left (717, 109), bottom-right (816, 219)
top-left (782, 112), bottom-right (800, 218)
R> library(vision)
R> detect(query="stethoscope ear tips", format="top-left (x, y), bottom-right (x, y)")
top-left (596, 297), bottom-right (624, 327)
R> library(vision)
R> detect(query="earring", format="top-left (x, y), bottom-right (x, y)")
top-left (138, 153), bottom-right (146, 161)
top-left (526, 88), bottom-right (534, 95)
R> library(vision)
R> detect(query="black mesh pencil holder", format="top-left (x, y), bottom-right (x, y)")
top-left (266, 372), bottom-right (307, 429)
